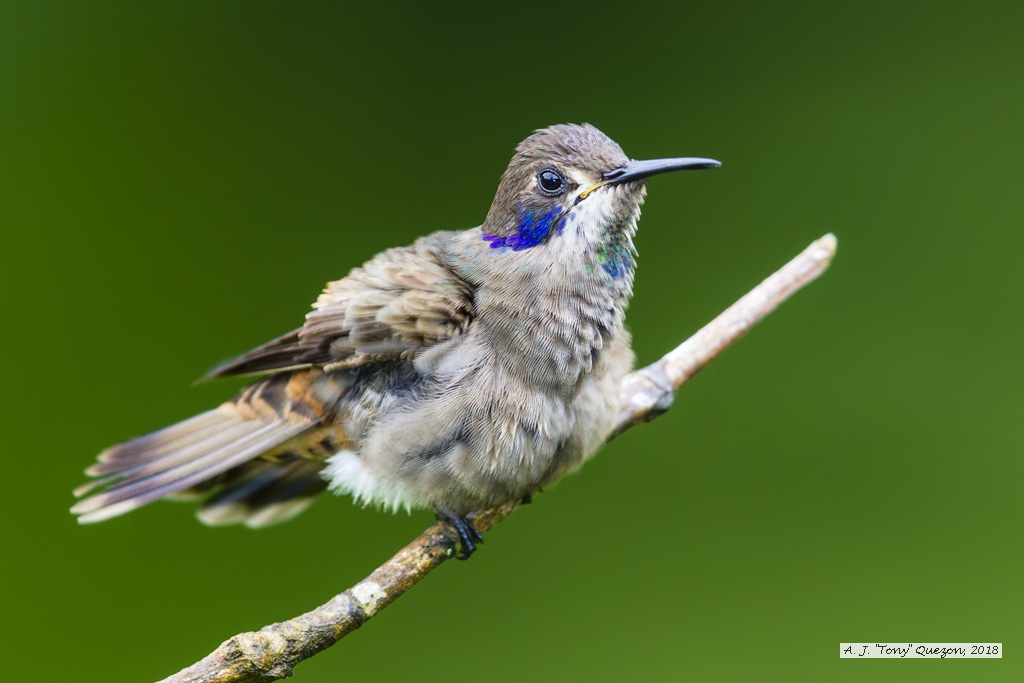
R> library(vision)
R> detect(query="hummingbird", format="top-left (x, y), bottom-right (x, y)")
top-left (72, 124), bottom-right (719, 557)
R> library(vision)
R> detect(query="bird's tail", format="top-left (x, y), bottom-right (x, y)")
top-left (72, 403), bottom-right (314, 524)
top-left (194, 457), bottom-right (329, 528)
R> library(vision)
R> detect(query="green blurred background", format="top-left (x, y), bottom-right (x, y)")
top-left (3, 1), bottom-right (1022, 680)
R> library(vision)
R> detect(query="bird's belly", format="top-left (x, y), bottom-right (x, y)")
top-left (324, 337), bottom-right (634, 514)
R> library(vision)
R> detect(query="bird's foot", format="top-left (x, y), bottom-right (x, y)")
top-left (436, 509), bottom-right (484, 560)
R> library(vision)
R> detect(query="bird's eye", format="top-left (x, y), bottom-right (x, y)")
top-left (537, 168), bottom-right (566, 195)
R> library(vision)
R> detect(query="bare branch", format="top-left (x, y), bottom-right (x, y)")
top-left (159, 233), bottom-right (837, 683)
top-left (612, 232), bottom-right (838, 436)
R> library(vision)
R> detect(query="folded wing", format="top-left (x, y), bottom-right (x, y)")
top-left (204, 233), bottom-right (476, 379)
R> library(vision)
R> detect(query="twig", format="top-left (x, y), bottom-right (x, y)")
top-left (159, 233), bottom-right (837, 683)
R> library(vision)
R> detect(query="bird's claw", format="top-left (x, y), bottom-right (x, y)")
top-left (437, 509), bottom-right (484, 560)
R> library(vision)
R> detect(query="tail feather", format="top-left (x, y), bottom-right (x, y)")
top-left (85, 420), bottom-right (258, 478)
top-left (197, 459), bottom-right (328, 528)
top-left (89, 422), bottom-right (282, 501)
top-left (72, 472), bottom-right (120, 498)
top-left (95, 410), bottom-right (228, 462)
top-left (72, 410), bottom-right (312, 524)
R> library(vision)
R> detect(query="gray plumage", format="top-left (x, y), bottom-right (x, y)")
top-left (72, 123), bottom-right (719, 532)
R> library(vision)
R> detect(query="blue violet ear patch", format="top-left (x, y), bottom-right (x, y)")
top-left (483, 204), bottom-right (566, 251)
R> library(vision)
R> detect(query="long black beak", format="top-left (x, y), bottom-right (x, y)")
top-left (602, 157), bottom-right (721, 184)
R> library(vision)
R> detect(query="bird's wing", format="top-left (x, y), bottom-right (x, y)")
top-left (204, 233), bottom-right (476, 379)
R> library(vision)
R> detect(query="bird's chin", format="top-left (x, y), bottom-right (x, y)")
top-left (570, 183), bottom-right (642, 226)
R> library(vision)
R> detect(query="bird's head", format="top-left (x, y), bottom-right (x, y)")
top-left (481, 124), bottom-right (719, 279)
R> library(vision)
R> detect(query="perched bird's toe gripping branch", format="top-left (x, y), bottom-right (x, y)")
top-left (436, 509), bottom-right (485, 560)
